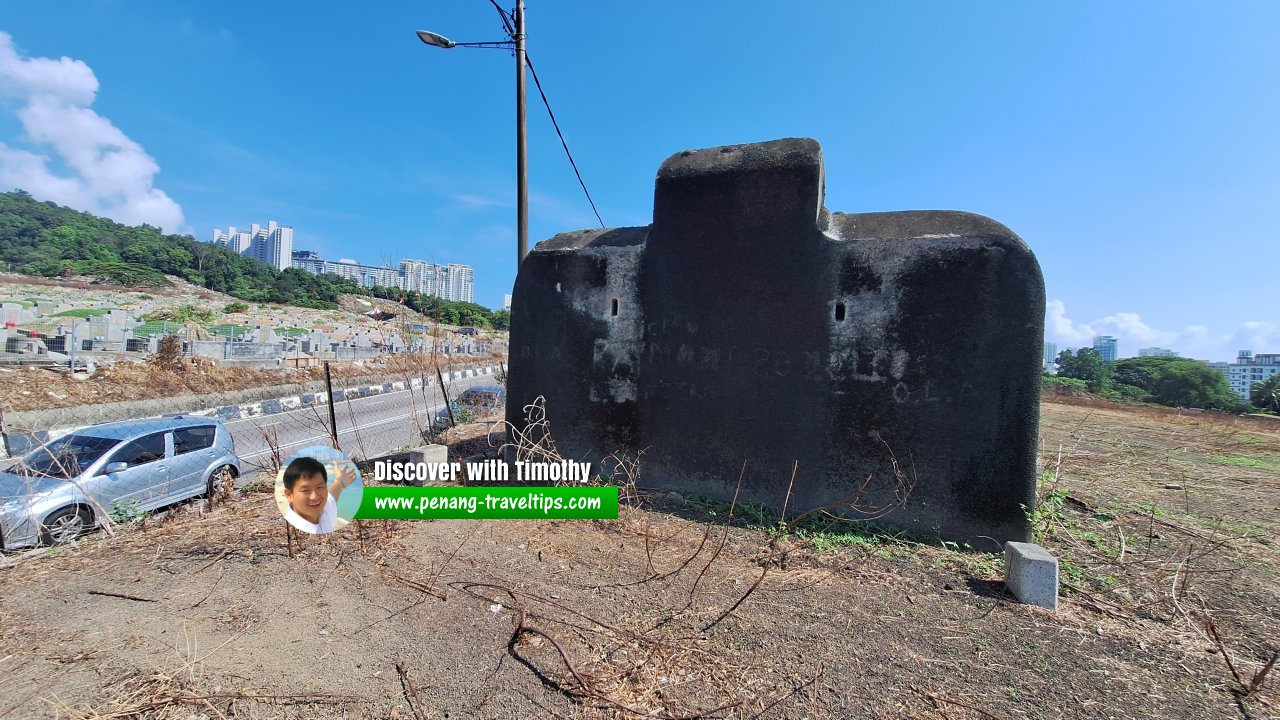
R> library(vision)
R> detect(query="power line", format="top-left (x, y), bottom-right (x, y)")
top-left (525, 58), bottom-right (605, 228)
top-left (488, 1), bottom-right (606, 229)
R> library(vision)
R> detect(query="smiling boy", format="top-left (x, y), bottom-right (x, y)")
top-left (281, 455), bottom-right (357, 534)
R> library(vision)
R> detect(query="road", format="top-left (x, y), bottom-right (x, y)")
top-left (227, 370), bottom-right (499, 476)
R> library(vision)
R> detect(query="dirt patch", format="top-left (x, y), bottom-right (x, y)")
top-left (0, 400), bottom-right (1276, 719)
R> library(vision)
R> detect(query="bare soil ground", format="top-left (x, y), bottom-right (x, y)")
top-left (0, 399), bottom-right (1276, 719)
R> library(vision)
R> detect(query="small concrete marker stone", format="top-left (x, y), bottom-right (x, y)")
top-left (1004, 541), bottom-right (1059, 611)
top-left (408, 444), bottom-right (449, 486)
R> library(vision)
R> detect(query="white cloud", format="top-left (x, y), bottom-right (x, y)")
top-left (451, 193), bottom-right (512, 210)
top-left (0, 32), bottom-right (183, 232)
top-left (1045, 299), bottom-right (1094, 346)
top-left (1095, 311), bottom-right (1177, 347)
top-left (1045, 300), bottom-right (1276, 362)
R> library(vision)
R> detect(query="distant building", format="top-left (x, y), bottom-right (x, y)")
top-left (438, 264), bottom-right (474, 304)
top-left (291, 250), bottom-right (324, 275)
top-left (212, 220), bottom-right (293, 271)
top-left (1139, 347), bottom-right (1179, 357)
top-left (1209, 350), bottom-right (1280, 402)
top-left (1043, 341), bottom-right (1057, 372)
top-left (1093, 335), bottom-right (1118, 362)
top-left (503, 294), bottom-right (512, 311)
top-left (290, 252), bottom-right (474, 303)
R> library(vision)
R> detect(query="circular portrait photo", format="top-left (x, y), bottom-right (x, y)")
top-left (275, 446), bottom-right (363, 535)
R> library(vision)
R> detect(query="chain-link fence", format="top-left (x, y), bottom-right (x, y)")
top-left (0, 354), bottom-right (505, 550)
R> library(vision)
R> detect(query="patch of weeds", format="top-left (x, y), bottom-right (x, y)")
top-left (1201, 516), bottom-right (1265, 536)
top-left (1210, 454), bottom-right (1265, 468)
top-left (679, 493), bottom-right (772, 525)
top-left (1075, 529), bottom-right (1109, 552)
top-left (239, 474), bottom-right (276, 494)
top-left (797, 525), bottom-right (918, 559)
top-left (108, 499), bottom-right (146, 524)
top-left (1019, 642), bottom-right (1052, 673)
top-left (676, 492), bottom-right (923, 557)
top-left (1131, 501), bottom-right (1167, 518)
top-left (1058, 559), bottom-right (1086, 588)
top-left (1026, 484), bottom-right (1070, 541)
top-left (934, 543), bottom-right (1002, 578)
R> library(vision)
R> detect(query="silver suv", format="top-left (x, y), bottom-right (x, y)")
top-left (0, 415), bottom-right (240, 550)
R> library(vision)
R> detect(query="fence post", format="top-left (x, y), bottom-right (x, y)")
top-left (324, 361), bottom-right (340, 449)
top-left (436, 365), bottom-right (456, 428)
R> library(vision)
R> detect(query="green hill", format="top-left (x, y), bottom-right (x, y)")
top-left (0, 191), bottom-right (506, 327)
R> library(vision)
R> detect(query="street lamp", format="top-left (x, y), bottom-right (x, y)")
top-left (417, 0), bottom-right (529, 266)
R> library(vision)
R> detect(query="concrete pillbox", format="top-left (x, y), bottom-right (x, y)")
top-left (507, 138), bottom-right (1045, 545)
top-left (1004, 541), bottom-right (1059, 611)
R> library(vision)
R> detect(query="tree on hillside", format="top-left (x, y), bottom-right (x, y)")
top-left (1055, 348), bottom-right (1112, 393)
top-left (1150, 362), bottom-right (1242, 410)
top-left (1251, 375), bottom-right (1280, 412)
top-left (1114, 356), bottom-right (1243, 410)
top-left (0, 191), bottom-right (509, 316)
top-left (1113, 356), bottom-right (1171, 390)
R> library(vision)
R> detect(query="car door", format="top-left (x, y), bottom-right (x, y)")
top-left (168, 425), bottom-right (219, 500)
top-left (96, 431), bottom-right (171, 513)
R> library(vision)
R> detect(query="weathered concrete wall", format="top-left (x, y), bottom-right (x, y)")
top-left (507, 138), bottom-right (1045, 544)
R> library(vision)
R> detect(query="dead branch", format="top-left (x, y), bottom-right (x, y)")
top-left (911, 686), bottom-right (1006, 720)
top-left (191, 548), bottom-right (229, 575)
top-left (395, 661), bottom-right (429, 720)
top-left (686, 462), bottom-right (747, 611)
top-left (508, 613), bottom-right (742, 720)
top-left (87, 590), bottom-right (156, 603)
top-left (702, 563), bottom-right (769, 633)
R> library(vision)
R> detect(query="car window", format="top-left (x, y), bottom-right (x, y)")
top-left (105, 432), bottom-right (167, 470)
top-left (20, 434), bottom-right (118, 478)
top-left (174, 426), bottom-right (216, 455)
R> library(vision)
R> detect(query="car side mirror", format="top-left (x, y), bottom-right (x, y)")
top-left (105, 462), bottom-right (128, 474)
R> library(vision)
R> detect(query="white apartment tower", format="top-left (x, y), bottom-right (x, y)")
top-left (287, 252), bottom-right (476, 303)
top-left (211, 220), bottom-right (293, 271)
top-left (1209, 350), bottom-right (1280, 402)
top-left (441, 263), bottom-right (474, 304)
top-left (397, 260), bottom-right (474, 303)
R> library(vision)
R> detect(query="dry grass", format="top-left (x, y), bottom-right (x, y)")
top-left (0, 352), bottom-right (506, 413)
top-left (0, 398), bottom-right (1275, 719)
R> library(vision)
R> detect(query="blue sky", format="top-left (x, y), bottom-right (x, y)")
top-left (0, 1), bottom-right (1275, 361)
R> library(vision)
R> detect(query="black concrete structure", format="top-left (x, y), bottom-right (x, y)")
top-left (507, 138), bottom-right (1045, 544)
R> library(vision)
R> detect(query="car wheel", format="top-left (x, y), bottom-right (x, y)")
top-left (206, 465), bottom-right (236, 498)
top-left (41, 506), bottom-right (93, 545)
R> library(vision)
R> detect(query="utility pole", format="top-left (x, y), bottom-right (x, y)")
top-left (515, 0), bottom-right (528, 265)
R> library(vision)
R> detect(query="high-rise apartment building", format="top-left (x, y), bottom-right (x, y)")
top-left (289, 252), bottom-right (475, 304)
top-left (212, 220), bottom-right (293, 271)
top-left (1092, 335), bottom-right (1118, 362)
top-left (1209, 350), bottom-right (1280, 402)
top-left (1043, 341), bottom-right (1058, 370)
top-left (290, 250), bottom-right (325, 275)
top-left (1138, 347), bottom-right (1179, 357)
top-left (439, 264), bottom-right (474, 304)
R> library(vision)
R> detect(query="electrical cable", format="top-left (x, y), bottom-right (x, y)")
top-left (488, 0), bottom-right (606, 228)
